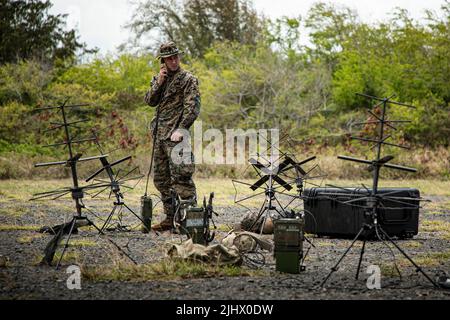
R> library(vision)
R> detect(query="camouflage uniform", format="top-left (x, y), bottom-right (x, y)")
top-left (144, 43), bottom-right (201, 219)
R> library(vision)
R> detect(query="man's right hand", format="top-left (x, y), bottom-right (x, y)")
top-left (158, 64), bottom-right (168, 85)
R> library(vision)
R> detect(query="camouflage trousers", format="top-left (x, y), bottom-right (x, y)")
top-left (153, 139), bottom-right (196, 217)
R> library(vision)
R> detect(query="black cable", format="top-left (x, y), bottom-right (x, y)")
top-left (299, 208), bottom-right (318, 235)
top-left (144, 106), bottom-right (161, 197)
top-left (242, 251), bottom-right (266, 269)
top-left (150, 193), bottom-right (162, 206)
top-left (289, 207), bottom-right (321, 262)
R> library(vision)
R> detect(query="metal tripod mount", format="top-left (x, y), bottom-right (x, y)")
top-left (231, 134), bottom-right (290, 234)
top-left (85, 130), bottom-right (148, 233)
top-left (231, 134), bottom-right (326, 271)
top-left (31, 100), bottom-right (135, 269)
top-left (85, 154), bottom-right (149, 233)
top-left (232, 133), bottom-right (325, 234)
top-left (321, 196), bottom-right (439, 288)
top-left (245, 155), bottom-right (295, 234)
top-left (232, 151), bottom-right (317, 244)
top-left (276, 154), bottom-right (327, 268)
top-left (245, 154), bottom-right (322, 269)
top-left (320, 93), bottom-right (439, 288)
top-left (280, 155), bottom-right (327, 199)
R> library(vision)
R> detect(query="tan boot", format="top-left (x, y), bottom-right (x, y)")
top-left (151, 216), bottom-right (174, 232)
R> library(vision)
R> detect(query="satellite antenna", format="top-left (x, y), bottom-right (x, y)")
top-left (31, 100), bottom-right (135, 268)
top-left (83, 129), bottom-right (153, 233)
top-left (232, 133), bottom-right (324, 233)
top-left (320, 93), bottom-right (439, 288)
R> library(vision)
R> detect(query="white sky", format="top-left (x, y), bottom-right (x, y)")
top-left (49, 0), bottom-right (446, 54)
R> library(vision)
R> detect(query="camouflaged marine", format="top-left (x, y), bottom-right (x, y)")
top-left (144, 42), bottom-right (201, 232)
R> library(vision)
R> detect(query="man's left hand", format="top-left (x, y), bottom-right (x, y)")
top-left (170, 130), bottom-right (184, 142)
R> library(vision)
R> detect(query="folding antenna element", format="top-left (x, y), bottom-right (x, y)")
top-left (342, 93), bottom-right (417, 193)
top-left (32, 100), bottom-right (135, 268)
top-left (85, 132), bottom-right (148, 233)
top-left (232, 133), bottom-right (325, 234)
top-left (321, 93), bottom-right (438, 289)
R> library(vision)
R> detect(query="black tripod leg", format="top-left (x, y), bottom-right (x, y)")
top-left (123, 204), bottom-right (160, 236)
top-left (355, 240), bottom-right (366, 280)
top-left (81, 205), bottom-right (107, 238)
top-left (273, 200), bottom-right (286, 217)
top-left (100, 205), bottom-right (117, 234)
top-left (248, 201), bottom-right (267, 233)
top-left (304, 235), bottom-right (323, 262)
top-left (56, 218), bottom-right (77, 270)
top-left (301, 245), bottom-right (311, 268)
top-left (86, 217), bottom-right (105, 235)
top-left (378, 227), bottom-right (439, 288)
top-left (123, 203), bottom-right (151, 234)
top-left (304, 236), bottom-right (317, 249)
top-left (106, 237), bottom-right (138, 265)
top-left (301, 236), bottom-right (314, 264)
top-left (321, 226), bottom-right (366, 287)
top-left (85, 216), bottom-right (138, 264)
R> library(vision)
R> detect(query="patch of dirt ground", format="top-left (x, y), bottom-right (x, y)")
top-left (0, 186), bottom-right (450, 300)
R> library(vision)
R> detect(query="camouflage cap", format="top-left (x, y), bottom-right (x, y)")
top-left (157, 41), bottom-right (183, 59)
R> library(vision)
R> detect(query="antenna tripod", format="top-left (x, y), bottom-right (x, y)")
top-left (321, 93), bottom-right (439, 288)
top-left (245, 155), bottom-right (295, 234)
top-left (85, 152), bottom-right (150, 234)
top-left (232, 134), bottom-right (323, 233)
top-left (32, 100), bottom-right (136, 269)
top-left (320, 200), bottom-right (439, 288)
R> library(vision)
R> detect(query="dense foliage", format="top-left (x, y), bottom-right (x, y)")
top-left (0, 0), bottom-right (449, 179)
top-left (125, 0), bottom-right (263, 57)
top-left (0, 0), bottom-right (92, 65)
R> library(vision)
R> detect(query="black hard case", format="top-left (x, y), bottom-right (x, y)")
top-left (303, 188), bottom-right (420, 239)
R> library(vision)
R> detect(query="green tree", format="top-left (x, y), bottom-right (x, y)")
top-left (125, 0), bottom-right (264, 58)
top-left (191, 41), bottom-right (331, 137)
top-left (0, 0), bottom-right (92, 65)
top-left (265, 16), bottom-right (303, 63)
top-left (0, 60), bottom-right (53, 105)
top-left (330, 3), bottom-right (450, 145)
top-left (57, 54), bottom-right (156, 109)
top-left (305, 1), bottom-right (357, 66)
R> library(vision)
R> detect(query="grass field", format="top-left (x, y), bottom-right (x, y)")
top-left (0, 178), bottom-right (449, 300)
top-left (1, 178), bottom-right (450, 204)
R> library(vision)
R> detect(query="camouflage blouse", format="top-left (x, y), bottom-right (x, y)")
top-left (145, 68), bottom-right (201, 140)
